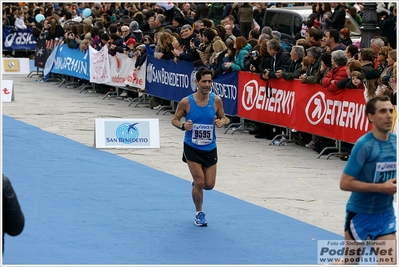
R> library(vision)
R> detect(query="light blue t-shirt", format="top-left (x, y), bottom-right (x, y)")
top-left (344, 131), bottom-right (397, 214)
top-left (184, 93), bottom-right (217, 151)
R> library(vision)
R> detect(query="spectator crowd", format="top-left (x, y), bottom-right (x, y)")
top-left (2, 2), bottom-right (398, 154)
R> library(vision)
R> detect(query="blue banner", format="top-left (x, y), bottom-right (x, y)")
top-left (50, 44), bottom-right (90, 80)
top-left (2, 26), bottom-right (36, 50)
top-left (145, 56), bottom-right (238, 116)
top-left (145, 56), bottom-right (196, 102)
top-left (212, 72), bottom-right (238, 116)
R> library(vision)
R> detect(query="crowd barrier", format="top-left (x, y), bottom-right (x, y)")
top-left (39, 43), bottom-right (394, 145)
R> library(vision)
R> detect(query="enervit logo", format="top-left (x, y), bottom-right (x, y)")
top-left (190, 70), bottom-right (197, 92)
top-left (304, 91), bottom-right (369, 131)
top-left (305, 92), bottom-right (327, 125)
top-left (242, 80), bottom-right (259, 110)
top-left (116, 123), bottom-right (139, 144)
top-left (241, 79), bottom-right (294, 114)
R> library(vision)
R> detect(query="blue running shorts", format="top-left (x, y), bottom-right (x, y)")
top-left (345, 209), bottom-right (396, 241)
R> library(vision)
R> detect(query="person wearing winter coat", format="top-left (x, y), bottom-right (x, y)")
top-left (223, 36), bottom-right (252, 71)
top-left (379, 11), bottom-right (396, 49)
top-left (276, 45), bottom-right (305, 80)
top-left (261, 39), bottom-right (291, 80)
top-left (322, 50), bottom-right (348, 92)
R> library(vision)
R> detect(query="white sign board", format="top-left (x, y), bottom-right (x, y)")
top-left (2, 57), bottom-right (30, 74)
top-left (1, 80), bottom-right (15, 102)
top-left (95, 118), bottom-right (160, 148)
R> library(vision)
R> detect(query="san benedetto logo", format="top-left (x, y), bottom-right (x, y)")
top-left (106, 123), bottom-right (148, 144)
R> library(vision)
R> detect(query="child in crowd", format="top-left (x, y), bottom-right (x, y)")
top-left (350, 71), bottom-right (365, 89)
top-left (123, 37), bottom-right (136, 58)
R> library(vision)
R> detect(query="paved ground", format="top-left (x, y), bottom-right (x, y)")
top-left (2, 74), bottom-right (352, 235)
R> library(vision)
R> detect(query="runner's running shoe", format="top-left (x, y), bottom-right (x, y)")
top-left (194, 212), bottom-right (207, 226)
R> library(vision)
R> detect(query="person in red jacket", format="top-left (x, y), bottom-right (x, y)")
top-left (321, 50), bottom-right (348, 92)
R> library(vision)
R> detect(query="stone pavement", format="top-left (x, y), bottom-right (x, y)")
top-left (2, 74), bottom-right (351, 235)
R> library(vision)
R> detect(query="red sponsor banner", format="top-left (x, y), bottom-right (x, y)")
top-left (238, 71), bottom-right (371, 144)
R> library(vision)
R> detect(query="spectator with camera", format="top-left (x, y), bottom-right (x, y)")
top-left (276, 45), bottom-right (305, 80)
top-left (191, 27), bottom-right (217, 67)
top-left (243, 44), bottom-right (261, 72)
top-left (261, 39), bottom-right (291, 80)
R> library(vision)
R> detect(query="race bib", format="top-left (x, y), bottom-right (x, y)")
top-left (373, 162), bottom-right (397, 183)
top-left (192, 123), bottom-right (214, 145)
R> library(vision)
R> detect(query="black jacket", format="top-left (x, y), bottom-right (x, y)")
top-left (267, 47), bottom-right (292, 79)
top-left (3, 174), bottom-right (24, 254)
top-left (326, 4), bottom-right (346, 31)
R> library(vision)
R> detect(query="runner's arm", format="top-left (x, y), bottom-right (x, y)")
top-left (214, 96), bottom-right (227, 128)
top-left (172, 98), bottom-right (189, 130)
top-left (340, 173), bottom-right (397, 195)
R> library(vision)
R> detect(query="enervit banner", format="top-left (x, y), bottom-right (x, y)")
top-left (2, 26), bottom-right (36, 50)
top-left (238, 71), bottom-right (370, 144)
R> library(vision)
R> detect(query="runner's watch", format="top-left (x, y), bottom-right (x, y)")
top-left (180, 123), bottom-right (185, 131)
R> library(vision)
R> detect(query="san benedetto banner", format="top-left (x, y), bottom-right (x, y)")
top-left (94, 118), bottom-right (160, 149)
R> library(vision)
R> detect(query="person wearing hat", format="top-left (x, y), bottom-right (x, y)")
top-left (83, 18), bottom-right (92, 26)
top-left (123, 37), bottom-right (136, 58)
top-left (172, 16), bottom-right (183, 35)
top-left (129, 20), bottom-right (143, 43)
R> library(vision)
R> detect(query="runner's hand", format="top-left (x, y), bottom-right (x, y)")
top-left (380, 178), bottom-right (397, 195)
top-left (185, 120), bottom-right (193, 131)
top-left (214, 116), bottom-right (224, 128)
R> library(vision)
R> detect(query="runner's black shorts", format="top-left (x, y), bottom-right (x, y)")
top-left (182, 142), bottom-right (217, 167)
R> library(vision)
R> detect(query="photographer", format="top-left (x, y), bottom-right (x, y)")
top-left (64, 30), bottom-right (80, 49)
top-left (261, 39), bottom-right (291, 80)
top-left (244, 46), bottom-right (261, 72)
top-left (190, 28), bottom-right (216, 67)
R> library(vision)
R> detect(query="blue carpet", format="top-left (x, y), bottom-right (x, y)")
top-left (2, 115), bottom-right (342, 264)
